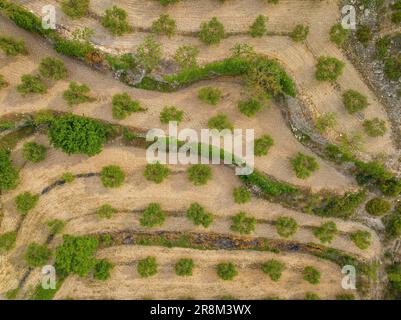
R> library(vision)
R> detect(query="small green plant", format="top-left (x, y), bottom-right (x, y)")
top-left (315, 56), bottom-right (345, 81)
top-left (136, 36), bottom-right (162, 73)
top-left (17, 75), bottom-right (47, 96)
top-left (376, 36), bottom-right (390, 60)
top-left (144, 162), bottom-right (170, 184)
top-left (303, 266), bottom-right (320, 285)
top-left (291, 152), bottom-right (319, 179)
top-left (160, 106), bottom-right (184, 124)
top-left (22, 142), bottom-right (47, 163)
top-left (356, 25), bottom-right (372, 46)
top-left (112, 93), bottom-right (143, 120)
top-left (0, 231), bottom-right (17, 253)
top-left (140, 203), bottom-right (166, 227)
top-left (314, 221), bottom-right (337, 244)
top-left (63, 81), bottom-right (93, 106)
top-left (94, 259), bottom-right (114, 280)
top-left (47, 219), bottom-right (66, 235)
top-left (101, 6), bottom-right (132, 36)
top-left (198, 87), bottom-right (222, 105)
top-left (305, 292), bottom-right (320, 300)
top-left (384, 55), bottom-right (401, 81)
top-left (137, 256), bottom-right (158, 277)
top-left (199, 17), bottom-right (225, 45)
top-left (61, 172), bottom-right (75, 183)
top-left (39, 57), bottom-right (68, 80)
top-left (24, 243), bottom-right (51, 267)
top-left (249, 15), bottom-right (267, 38)
top-left (61, 0), bottom-right (90, 19)
top-left (230, 212), bottom-right (256, 235)
top-left (207, 113), bottom-right (233, 131)
top-left (174, 45), bottom-right (200, 69)
top-left (233, 187), bottom-right (251, 204)
top-left (275, 216), bottom-right (298, 238)
top-left (217, 262), bottom-right (238, 280)
top-left (97, 204), bottom-right (117, 219)
top-left (100, 165), bottom-right (125, 188)
top-left (363, 118), bottom-right (387, 137)
top-left (186, 203), bottom-right (213, 228)
top-left (365, 197), bottom-right (391, 216)
top-left (15, 192), bottom-right (39, 215)
top-left (351, 230), bottom-right (371, 250)
top-left (343, 90), bottom-right (368, 114)
top-left (0, 149), bottom-right (19, 191)
top-left (0, 74), bottom-right (8, 89)
top-left (187, 164), bottom-right (212, 186)
top-left (261, 259), bottom-right (285, 281)
top-left (152, 14), bottom-right (176, 37)
top-left (254, 135), bottom-right (274, 156)
top-left (5, 288), bottom-right (20, 300)
top-left (0, 36), bottom-right (28, 56)
top-left (122, 129), bottom-right (137, 142)
top-left (329, 23), bottom-right (349, 46)
top-left (238, 98), bottom-right (264, 117)
top-left (290, 24), bottom-right (309, 42)
top-left (315, 112), bottom-right (336, 133)
top-left (175, 258), bottom-right (194, 276)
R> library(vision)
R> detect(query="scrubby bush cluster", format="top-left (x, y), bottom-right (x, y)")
top-left (152, 14), bottom-right (176, 37)
top-left (140, 203), bottom-right (166, 227)
top-left (63, 81), bottom-right (94, 106)
top-left (17, 75), bottom-right (47, 96)
top-left (101, 6), bottom-right (132, 36)
top-left (303, 266), bottom-right (320, 285)
top-left (0, 36), bottom-right (27, 56)
top-left (207, 113), bottom-right (233, 131)
top-left (174, 45), bottom-right (199, 69)
top-left (61, 0), bottom-right (90, 19)
top-left (144, 162), bottom-right (170, 184)
top-left (199, 17), bottom-right (225, 45)
top-left (186, 203), bottom-right (213, 228)
top-left (97, 204), bottom-right (117, 219)
top-left (198, 87), bottom-right (222, 105)
top-left (254, 134), bottom-right (274, 156)
top-left (47, 219), bottom-right (65, 235)
top-left (22, 142), bottom-right (47, 163)
top-left (100, 165), bottom-right (125, 188)
top-left (238, 98), bottom-right (264, 117)
top-left (160, 106), bottom-right (184, 124)
top-left (350, 230), bottom-right (371, 250)
top-left (0, 74), bottom-right (8, 90)
top-left (137, 256), bottom-right (158, 277)
top-left (39, 57), bottom-right (68, 80)
top-left (94, 259), bottom-right (114, 280)
top-left (342, 90), bottom-right (368, 114)
top-left (315, 56), bottom-right (345, 81)
top-left (356, 25), bottom-right (372, 46)
top-left (275, 216), bottom-right (298, 238)
top-left (230, 212), bottom-right (256, 235)
top-left (313, 221), bottom-right (337, 244)
top-left (217, 262), bottom-right (238, 280)
top-left (233, 187), bottom-right (251, 204)
top-left (187, 164), bottom-right (212, 185)
top-left (315, 112), bottom-right (336, 133)
top-left (24, 243), bottom-right (51, 267)
top-left (0, 231), bottom-right (17, 253)
top-left (15, 192), bottom-right (39, 215)
top-left (363, 118), bottom-right (387, 137)
top-left (365, 197), bottom-right (391, 216)
top-left (0, 148), bottom-right (19, 191)
top-left (262, 259), bottom-right (285, 281)
top-left (291, 152), bottom-right (319, 179)
top-left (175, 258), bottom-right (194, 276)
top-left (112, 93), bottom-right (143, 120)
top-left (290, 24), bottom-right (309, 42)
top-left (249, 15), bottom-right (267, 38)
top-left (329, 23), bottom-right (349, 46)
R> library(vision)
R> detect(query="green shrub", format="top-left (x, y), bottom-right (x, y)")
top-left (152, 14), bottom-right (176, 37)
top-left (217, 262), bottom-right (238, 280)
top-left (386, 214), bottom-right (401, 238)
top-left (63, 81), bottom-right (93, 106)
top-left (97, 204), bottom-right (117, 219)
top-left (187, 164), bottom-right (212, 186)
top-left (342, 90), bottom-right (368, 114)
top-left (17, 75), bottom-right (47, 96)
top-left (261, 259), bottom-right (285, 281)
top-left (198, 87), bottom-right (222, 105)
top-left (47, 219), bottom-right (65, 235)
top-left (0, 36), bottom-right (27, 56)
top-left (61, 0), bottom-right (90, 19)
top-left (136, 36), bottom-right (162, 73)
top-left (363, 118), bottom-right (387, 137)
top-left (122, 129), bottom-right (137, 142)
top-left (5, 288), bottom-right (20, 300)
top-left (336, 294), bottom-right (355, 300)
top-left (53, 38), bottom-right (94, 58)
top-left (305, 292), bottom-right (320, 300)
top-left (175, 258), bottom-right (194, 276)
top-left (275, 216), bottom-right (298, 238)
top-left (315, 112), bottom-right (336, 133)
top-left (24, 242), bottom-right (51, 267)
top-left (290, 24), bottom-right (309, 42)
top-left (160, 106), bottom-right (184, 124)
top-left (351, 230), bottom-right (371, 250)
top-left (186, 203), bottom-right (213, 228)
top-left (48, 114), bottom-right (108, 156)
top-left (365, 197), bottom-right (391, 216)
top-left (112, 93), bottom-right (143, 120)
top-left (0, 231), bottom-right (17, 253)
top-left (384, 55), bottom-right (401, 81)
top-left (315, 56), bottom-right (345, 81)
top-left (140, 203), bottom-right (166, 227)
top-left (230, 212), bottom-right (256, 235)
top-left (15, 192), bottom-right (39, 215)
top-left (303, 266), bottom-right (320, 284)
top-left (94, 259), bottom-right (113, 280)
top-left (137, 256), bottom-right (158, 277)
top-left (0, 149), bottom-right (19, 191)
top-left (249, 15), bottom-right (267, 38)
top-left (144, 162), bottom-right (170, 184)
top-left (199, 17), bottom-right (225, 45)
top-left (207, 113), bottom-right (233, 131)
top-left (0, 74), bottom-right (8, 89)
top-left (291, 152), bottom-right (319, 179)
top-left (60, 172), bottom-right (75, 183)
top-left (101, 6), bottom-right (132, 36)
top-left (39, 57), bottom-right (68, 80)
top-left (254, 134), bottom-right (274, 156)
top-left (392, 11), bottom-right (401, 24)
top-left (233, 187), bottom-right (251, 204)
top-left (100, 165), bottom-right (125, 188)
top-left (174, 45), bottom-right (199, 69)
top-left (238, 98), bottom-right (264, 117)
top-left (33, 110), bottom-right (55, 125)
top-left (356, 25), bottom-right (372, 46)
top-left (314, 221), bottom-right (337, 244)
top-left (22, 142), bottom-right (47, 163)
top-left (387, 263), bottom-right (401, 297)
top-left (100, 234), bottom-right (114, 247)
top-left (329, 23), bottom-right (349, 46)
top-left (376, 36), bottom-right (390, 60)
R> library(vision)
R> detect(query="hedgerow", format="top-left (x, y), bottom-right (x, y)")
top-left (100, 165), bottom-right (125, 188)
top-left (230, 212), bottom-right (256, 235)
top-left (261, 259), bottom-right (285, 281)
top-left (217, 262), bottom-right (238, 280)
top-left (24, 242), bottom-right (51, 267)
top-left (313, 221), bottom-right (337, 244)
top-left (140, 203), bottom-right (166, 227)
top-left (303, 266), bottom-right (320, 285)
top-left (275, 216), bottom-right (298, 238)
top-left (144, 162), bottom-right (170, 184)
top-left (175, 258), bottom-right (194, 276)
top-left (137, 256), bottom-right (158, 277)
top-left (22, 142), bottom-right (47, 163)
top-left (15, 192), bottom-right (39, 215)
top-left (0, 148), bottom-right (19, 191)
top-left (187, 164), bottom-right (212, 186)
top-left (186, 203), bottom-right (213, 228)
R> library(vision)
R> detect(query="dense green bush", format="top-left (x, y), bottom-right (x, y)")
top-left (365, 197), bottom-right (391, 216)
top-left (100, 165), bottom-right (125, 188)
top-left (174, 45), bottom-right (199, 69)
top-left (140, 203), bottom-right (166, 227)
top-left (329, 23), bottom-right (349, 46)
top-left (350, 230), bottom-right (371, 249)
top-left (17, 75), bottom-right (47, 96)
top-left (198, 87), bottom-right (222, 105)
top-left (217, 262), bottom-right (238, 280)
top-left (47, 219), bottom-right (65, 235)
top-left (39, 57), bottom-right (68, 80)
top-left (186, 203), bottom-right (213, 228)
top-left (238, 98), bottom-right (264, 117)
top-left (230, 212), bottom-right (256, 235)
top-left (314, 221), bottom-right (337, 244)
top-left (144, 162), bottom-right (170, 184)
top-left (342, 90), bottom-right (368, 114)
top-left (137, 256), bottom-right (158, 277)
top-left (48, 114), bottom-right (108, 156)
top-left (22, 142), bottom-right (47, 163)
top-left (233, 187), bottom-right (251, 204)
top-left (175, 258), bottom-right (194, 276)
top-left (315, 112), bottom-right (336, 133)
top-left (384, 55), bottom-right (401, 81)
top-left (160, 106), bottom-right (184, 124)
top-left (275, 216), bottom-right (298, 238)
top-left (291, 152), bottom-right (319, 179)
top-left (152, 14), bottom-right (176, 37)
top-left (62, 0), bottom-right (90, 19)
top-left (207, 113), bottom-right (233, 131)
top-left (249, 15), bottom-right (267, 38)
top-left (112, 93), bottom-right (142, 120)
top-left (254, 134), bottom-right (274, 156)
top-left (363, 118), bottom-right (387, 137)
top-left (0, 36), bottom-right (27, 56)
top-left (187, 164), bottom-right (212, 186)
top-left (0, 149), bottom-right (19, 191)
top-left (94, 259), bottom-right (113, 280)
top-left (290, 24), bottom-right (309, 42)
top-left (0, 231), bottom-right (17, 253)
top-left (24, 242), bottom-right (51, 267)
top-left (261, 259), bottom-right (285, 281)
top-left (356, 25), bottom-right (372, 46)
top-left (101, 6), bottom-right (132, 36)
top-left (199, 17), bottom-right (225, 45)
top-left (136, 36), bottom-right (162, 73)
top-left (303, 266), bottom-right (320, 284)
top-left (63, 81), bottom-right (93, 106)
top-left (315, 56), bottom-right (344, 81)
top-left (15, 192), bottom-right (39, 215)
top-left (97, 204), bottom-right (117, 219)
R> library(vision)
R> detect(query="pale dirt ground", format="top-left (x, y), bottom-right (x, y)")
top-left (55, 245), bottom-right (350, 300)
